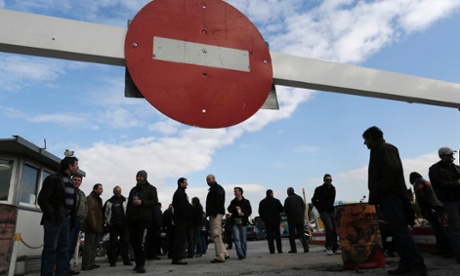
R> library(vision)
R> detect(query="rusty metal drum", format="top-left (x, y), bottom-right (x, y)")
top-left (336, 203), bottom-right (385, 269)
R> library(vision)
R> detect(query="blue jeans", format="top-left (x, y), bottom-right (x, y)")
top-left (67, 221), bottom-right (81, 269)
top-left (380, 195), bottom-right (426, 272)
top-left (232, 224), bottom-right (247, 258)
top-left (320, 212), bottom-right (338, 251)
top-left (443, 201), bottom-right (460, 258)
top-left (194, 226), bottom-right (206, 254)
top-left (41, 218), bottom-right (70, 276)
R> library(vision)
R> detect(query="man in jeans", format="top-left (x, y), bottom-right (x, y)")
top-left (38, 156), bottom-right (79, 276)
top-left (227, 187), bottom-right (252, 260)
top-left (312, 174), bottom-right (339, 255)
top-left (205, 174), bottom-right (230, 263)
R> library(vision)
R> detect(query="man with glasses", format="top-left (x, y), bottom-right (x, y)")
top-left (312, 174), bottom-right (339, 256)
top-left (429, 147), bottom-right (460, 265)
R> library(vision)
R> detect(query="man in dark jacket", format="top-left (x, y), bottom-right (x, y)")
top-left (126, 170), bottom-right (158, 274)
top-left (409, 172), bottom-right (451, 256)
top-left (81, 183), bottom-right (103, 271)
top-left (363, 126), bottom-right (426, 275)
top-left (104, 186), bottom-right (131, 266)
top-left (227, 187), bottom-right (252, 260)
top-left (38, 156), bottom-right (79, 276)
top-left (284, 187), bottom-right (309, 253)
top-left (171, 177), bottom-right (193, 265)
top-left (162, 204), bottom-right (174, 259)
top-left (312, 174), bottom-right (339, 255)
top-left (205, 174), bottom-right (229, 263)
top-left (258, 189), bottom-right (283, 254)
top-left (428, 146), bottom-right (460, 264)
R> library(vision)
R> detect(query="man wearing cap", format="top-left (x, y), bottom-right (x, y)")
top-left (126, 170), bottom-right (158, 273)
top-left (429, 147), bottom-right (460, 265)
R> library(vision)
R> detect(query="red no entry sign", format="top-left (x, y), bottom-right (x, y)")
top-left (125, 0), bottom-right (273, 128)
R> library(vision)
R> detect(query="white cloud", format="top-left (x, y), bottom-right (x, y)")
top-left (0, 56), bottom-right (66, 90)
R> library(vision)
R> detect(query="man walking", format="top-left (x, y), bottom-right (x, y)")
top-left (284, 187), bottom-right (309, 253)
top-left (312, 174), bottom-right (339, 255)
top-left (126, 170), bottom-right (158, 274)
top-left (227, 187), bottom-right (252, 260)
top-left (429, 147), bottom-right (460, 264)
top-left (67, 174), bottom-right (87, 275)
top-left (363, 126), bottom-right (426, 275)
top-left (104, 186), bottom-right (132, 267)
top-left (38, 156), bottom-right (79, 276)
top-left (258, 189), bottom-right (283, 254)
top-left (205, 174), bottom-right (230, 263)
top-left (81, 183), bottom-right (104, 271)
top-left (171, 177), bottom-right (193, 265)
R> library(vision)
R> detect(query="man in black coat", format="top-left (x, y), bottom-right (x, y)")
top-left (259, 189), bottom-right (283, 254)
top-left (312, 174), bottom-right (339, 255)
top-left (126, 170), bottom-right (158, 274)
top-left (171, 177), bottom-right (193, 265)
top-left (205, 174), bottom-right (229, 263)
top-left (284, 187), bottom-right (309, 253)
top-left (363, 126), bottom-right (426, 275)
top-left (38, 156), bottom-right (79, 276)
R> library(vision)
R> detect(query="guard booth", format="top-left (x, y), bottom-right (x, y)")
top-left (0, 135), bottom-right (84, 275)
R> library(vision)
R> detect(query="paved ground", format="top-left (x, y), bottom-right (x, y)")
top-left (28, 239), bottom-right (459, 275)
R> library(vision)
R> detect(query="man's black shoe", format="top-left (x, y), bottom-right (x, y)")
top-left (123, 262), bottom-right (133, 266)
top-left (172, 259), bottom-right (188, 265)
top-left (210, 259), bottom-right (225, 263)
top-left (81, 266), bottom-right (93, 271)
top-left (92, 264), bottom-right (101, 269)
top-left (135, 266), bottom-right (146, 273)
top-left (68, 269), bottom-right (80, 275)
top-left (288, 250), bottom-right (297, 253)
top-left (387, 267), bottom-right (410, 275)
top-left (225, 255), bottom-right (230, 259)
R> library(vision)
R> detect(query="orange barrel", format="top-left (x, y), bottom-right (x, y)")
top-left (0, 204), bottom-right (18, 274)
top-left (336, 203), bottom-right (385, 269)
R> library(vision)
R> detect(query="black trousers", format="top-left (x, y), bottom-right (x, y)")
top-left (172, 219), bottom-right (187, 261)
top-left (127, 220), bottom-right (148, 267)
top-left (265, 223), bottom-right (282, 253)
top-left (288, 222), bottom-right (308, 252)
top-left (107, 224), bottom-right (131, 265)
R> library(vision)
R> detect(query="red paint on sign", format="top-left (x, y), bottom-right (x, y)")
top-left (125, 0), bottom-right (273, 128)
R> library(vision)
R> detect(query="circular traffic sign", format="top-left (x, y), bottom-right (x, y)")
top-left (125, 0), bottom-right (273, 128)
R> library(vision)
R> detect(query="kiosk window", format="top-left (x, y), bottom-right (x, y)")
top-left (0, 159), bottom-right (13, 201)
top-left (20, 164), bottom-right (40, 204)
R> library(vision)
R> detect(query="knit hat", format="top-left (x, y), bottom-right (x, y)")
top-left (136, 170), bottom-right (148, 179)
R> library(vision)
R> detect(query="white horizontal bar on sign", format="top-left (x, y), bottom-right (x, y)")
top-left (153, 36), bottom-right (250, 72)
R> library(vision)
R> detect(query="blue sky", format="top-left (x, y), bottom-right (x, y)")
top-left (1, 0), bottom-right (460, 217)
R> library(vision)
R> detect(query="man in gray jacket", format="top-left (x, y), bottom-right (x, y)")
top-left (67, 174), bottom-right (87, 275)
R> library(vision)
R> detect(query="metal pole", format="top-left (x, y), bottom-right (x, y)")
top-left (8, 233), bottom-right (20, 276)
